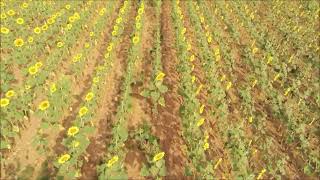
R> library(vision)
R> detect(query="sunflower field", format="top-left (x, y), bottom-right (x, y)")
top-left (0, 0), bottom-right (319, 179)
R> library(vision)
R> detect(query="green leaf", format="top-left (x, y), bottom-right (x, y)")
top-left (140, 164), bottom-right (150, 177)
top-left (140, 89), bottom-right (150, 97)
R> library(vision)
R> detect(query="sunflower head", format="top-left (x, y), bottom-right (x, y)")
top-left (14, 38), bottom-right (24, 47)
top-left (196, 118), bottom-right (205, 127)
top-left (28, 66), bottom-right (38, 75)
top-left (1, 27), bottom-right (9, 34)
top-left (66, 24), bottom-right (72, 30)
top-left (22, 2), bottom-right (28, 8)
top-left (50, 83), bottom-right (57, 93)
top-left (85, 92), bottom-right (94, 101)
top-left (67, 126), bottom-right (79, 136)
top-left (107, 156), bottom-right (119, 168)
top-left (68, 16), bottom-right (75, 23)
top-left (34, 27), bottom-right (41, 34)
top-left (65, 4), bottom-right (71, 10)
top-left (5, 90), bottom-right (15, 98)
top-left (203, 142), bottom-right (209, 150)
top-left (16, 18), bottom-right (24, 25)
top-left (35, 62), bottom-right (43, 68)
top-left (7, 9), bottom-right (15, 16)
top-left (1, 13), bottom-right (7, 19)
top-left (116, 17), bottom-right (122, 24)
top-left (152, 152), bottom-right (165, 162)
top-left (38, 100), bottom-right (50, 111)
top-left (58, 154), bottom-right (71, 164)
top-left (78, 106), bottom-right (88, 117)
top-left (93, 77), bottom-right (99, 84)
top-left (41, 24), bottom-right (48, 31)
top-left (57, 41), bottom-right (64, 48)
top-left (28, 36), bottom-right (34, 43)
top-left (155, 72), bottom-right (165, 81)
top-left (132, 36), bottom-right (139, 45)
top-left (47, 18), bottom-right (55, 25)
top-left (0, 98), bottom-right (10, 107)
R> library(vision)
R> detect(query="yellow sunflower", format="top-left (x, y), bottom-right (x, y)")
top-left (5, 90), bottom-right (15, 98)
top-left (16, 18), bottom-right (24, 25)
top-left (152, 152), bottom-right (165, 162)
top-left (1, 27), bottom-right (9, 34)
top-left (38, 100), bottom-right (50, 111)
top-left (155, 72), bottom-right (165, 81)
top-left (34, 27), bottom-right (41, 34)
top-left (22, 2), bottom-right (28, 8)
top-left (47, 18), bottom-right (55, 25)
top-left (78, 106), bottom-right (88, 117)
top-left (199, 105), bottom-right (205, 114)
top-left (135, 15), bottom-right (141, 22)
top-left (28, 66), bottom-right (38, 75)
top-left (107, 43), bottom-right (113, 52)
top-left (28, 36), bottom-right (33, 43)
top-left (58, 154), bottom-right (71, 164)
top-left (67, 126), bottom-right (79, 136)
top-left (66, 23), bottom-right (72, 30)
top-left (41, 24), bottom-right (48, 31)
top-left (14, 38), bottom-right (24, 47)
top-left (57, 41), bottom-right (64, 48)
top-left (85, 92), bottom-right (94, 101)
top-left (50, 83), bottom-right (57, 93)
top-left (93, 77), bottom-right (99, 84)
top-left (107, 155), bottom-right (119, 168)
top-left (116, 17), bottom-right (122, 24)
top-left (89, 31), bottom-right (94, 37)
top-left (136, 22), bottom-right (141, 30)
top-left (203, 142), bottom-right (209, 150)
top-left (35, 62), bottom-right (43, 68)
top-left (189, 54), bottom-right (195, 62)
top-left (112, 30), bottom-right (117, 36)
top-left (1, 13), bottom-right (7, 19)
top-left (196, 118), bottom-right (205, 127)
top-left (132, 36), bottom-right (139, 44)
top-left (65, 4), bottom-right (71, 10)
top-left (68, 16), bottom-right (75, 23)
top-left (84, 43), bottom-right (90, 48)
top-left (0, 98), bottom-right (10, 107)
top-left (74, 12), bottom-right (80, 20)
top-left (7, 10), bottom-right (15, 16)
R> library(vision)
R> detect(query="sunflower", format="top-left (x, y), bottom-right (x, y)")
top-left (22, 2), bottom-right (28, 8)
top-left (107, 43), bottom-right (113, 52)
top-left (68, 16), bottom-right (75, 23)
top-left (1, 27), bottom-right (9, 34)
top-left (189, 54), bottom-right (195, 62)
top-left (34, 27), bottom-right (41, 34)
top-left (248, 116), bottom-right (253, 123)
top-left (50, 83), bottom-right (57, 93)
top-left (196, 118), bottom-right (205, 127)
top-left (47, 18), bottom-right (55, 25)
top-left (74, 12), bottom-right (80, 20)
top-left (35, 62), bottom-right (43, 68)
top-left (199, 105), bottom-right (205, 114)
top-left (41, 24), bottom-right (48, 31)
top-left (16, 18), bottom-right (24, 25)
top-left (93, 77), bottom-right (99, 84)
top-left (132, 36), bottom-right (139, 44)
top-left (138, 8), bottom-right (144, 15)
top-left (181, 27), bottom-right (186, 35)
top-left (155, 72), bottom-right (165, 81)
top-left (107, 156), bottom-right (119, 168)
top-left (14, 38), bottom-right (24, 47)
top-left (78, 106), bottom-right (88, 117)
top-left (28, 36), bottom-right (33, 43)
top-left (226, 81), bottom-right (232, 90)
top-left (104, 53), bottom-right (110, 59)
top-left (65, 4), bottom-right (71, 10)
top-left (38, 100), bottom-right (50, 111)
top-left (57, 41), bottom-right (64, 48)
top-left (89, 31), bottom-right (94, 37)
top-left (66, 24), bottom-right (72, 30)
top-left (28, 66), bottom-right (38, 75)
top-left (85, 92), bottom-right (94, 101)
top-left (5, 90), bottom-right (15, 98)
top-left (135, 22), bottom-right (141, 30)
top-left (7, 10), bottom-right (15, 16)
top-left (207, 36), bottom-right (212, 43)
top-left (1, 13), bottom-right (7, 19)
top-left (112, 30), bottom-right (117, 36)
top-left (203, 142), bottom-right (209, 150)
top-left (135, 15), bottom-right (141, 22)
top-left (120, 7), bottom-right (125, 14)
top-left (113, 25), bottom-right (119, 32)
top-left (191, 76), bottom-right (196, 83)
top-left (84, 43), bottom-right (90, 48)
top-left (67, 126), bottom-right (79, 136)
top-left (116, 17), bottom-right (122, 24)
top-left (252, 47), bottom-right (258, 54)
top-left (0, 98), bottom-right (10, 107)
top-left (187, 43), bottom-right (191, 51)
top-left (152, 152), bottom-right (165, 162)
top-left (58, 154), bottom-right (71, 164)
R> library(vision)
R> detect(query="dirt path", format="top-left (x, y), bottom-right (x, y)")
top-left (79, 3), bottom-right (138, 179)
top-left (147, 0), bottom-right (189, 179)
